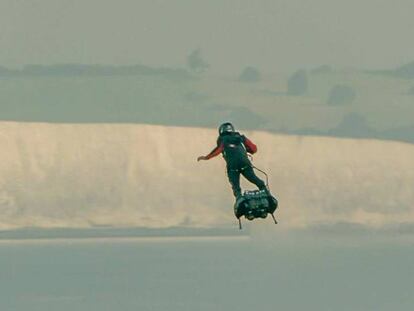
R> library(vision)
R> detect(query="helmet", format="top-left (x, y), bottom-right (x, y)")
top-left (218, 122), bottom-right (235, 135)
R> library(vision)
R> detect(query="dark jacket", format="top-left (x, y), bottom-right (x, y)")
top-left (205, 132), bottom-right (258, 170)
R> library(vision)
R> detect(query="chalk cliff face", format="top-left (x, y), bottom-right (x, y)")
top-left (0, 122), bottom-right (413, 230)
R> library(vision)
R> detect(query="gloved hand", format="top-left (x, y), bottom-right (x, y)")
top-left (197, 156), bottom-right (207, 161)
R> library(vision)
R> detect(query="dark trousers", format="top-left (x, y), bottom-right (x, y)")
top-left (227, 165), bottom-right (266, 198)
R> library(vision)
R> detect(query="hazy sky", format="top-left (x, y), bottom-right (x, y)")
top-left (1, 0), bottom-right (414, 74)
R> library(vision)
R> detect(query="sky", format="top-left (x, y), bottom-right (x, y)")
top-left (1, 0), bottom-right (414, 74)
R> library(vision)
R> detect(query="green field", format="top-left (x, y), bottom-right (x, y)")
top-left (0, 69), bottom-right (413, 142)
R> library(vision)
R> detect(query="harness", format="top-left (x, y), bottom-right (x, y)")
top-left (221, 132), bottom-right (247, 158)
top-left (227, 165), bottom-right (250, 172)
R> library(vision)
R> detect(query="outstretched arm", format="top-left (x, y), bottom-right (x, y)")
top-left (197, 143), bottom-right (224, 161)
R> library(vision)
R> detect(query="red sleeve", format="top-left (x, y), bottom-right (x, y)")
top-left (244, 137), bottom-right (257, 154)
top-left (205, 143), bottom-right (224, 160)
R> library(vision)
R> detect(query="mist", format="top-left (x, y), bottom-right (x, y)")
top-left (2, 0), bottom-right (414, 74)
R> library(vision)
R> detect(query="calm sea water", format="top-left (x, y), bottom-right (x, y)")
top-left (0, 236), bottom-right (413, 311)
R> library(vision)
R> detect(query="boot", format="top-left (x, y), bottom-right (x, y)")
top-left (261, 186), bottom-right (272, 197)
top-left (235, 192), bottom-right (244, 205)
top-left (234, 189), bottom-right (243, 200)
top-left (234, 192), bottom-right (244, 219)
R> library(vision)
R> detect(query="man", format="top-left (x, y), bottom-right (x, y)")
top-left (197, 122), bottom-right (268, 200)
